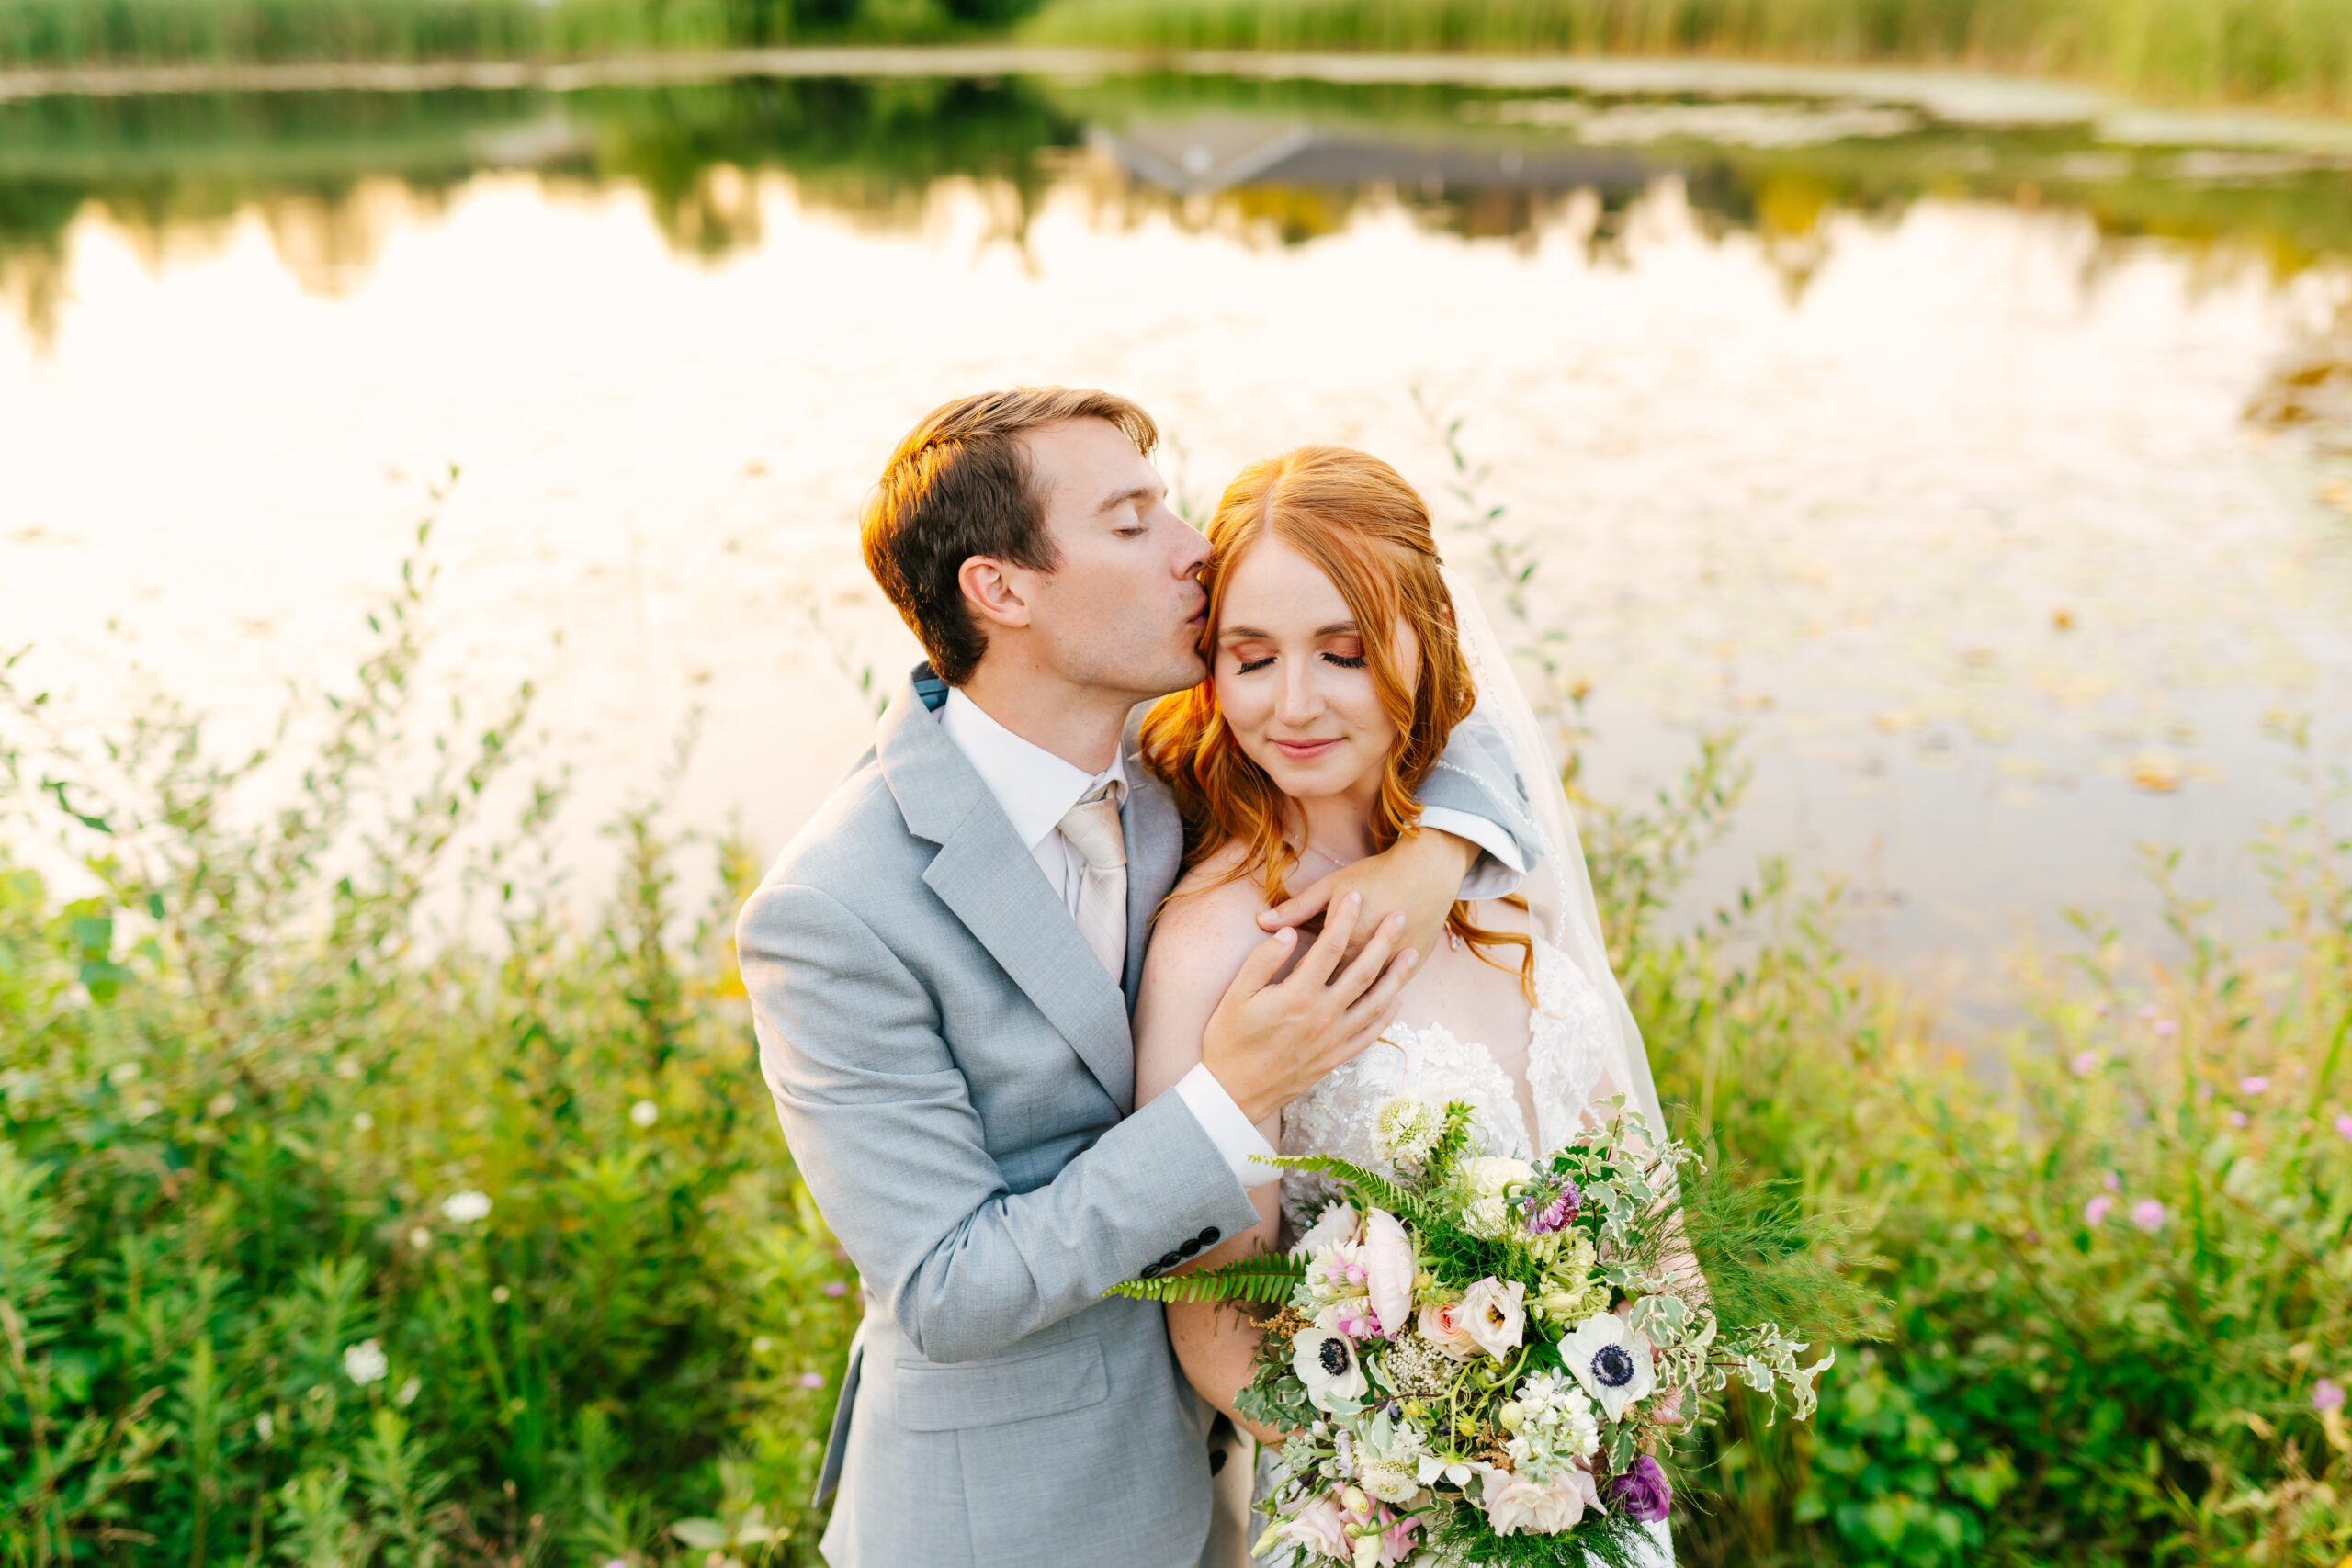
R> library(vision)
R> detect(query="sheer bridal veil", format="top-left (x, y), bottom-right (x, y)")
top-left (1442, 565), bottom-right (1669, 1142)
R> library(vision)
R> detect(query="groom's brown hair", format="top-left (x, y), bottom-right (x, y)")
top-left (863, 387), bottom-right (1159, 687)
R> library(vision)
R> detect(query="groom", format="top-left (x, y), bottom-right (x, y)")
top-left (736, 388), bottom-right (1540, 1567)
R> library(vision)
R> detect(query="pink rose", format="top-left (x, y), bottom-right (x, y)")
top-left (1460, 1277), bottom-right (1527, 1360)
top-left (1274, 1495), bottom-right (1351, 1562)
top-left (1479, 1465), bottom-right (1601, 1535)
top-left (1361, 1209), bottom-right (1415, 1341)
top-left (1419, 1298), bottom-right (1483, 1361)
top-left (1649, 1385), bottom-right (1687, 1426)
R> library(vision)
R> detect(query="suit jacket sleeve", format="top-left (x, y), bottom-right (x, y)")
top-left (737, 881), bottom-right (1265, 1365)
top-left (1418, 704), bottom-right (1544, 868)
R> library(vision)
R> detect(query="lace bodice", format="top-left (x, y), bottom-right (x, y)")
top-left (1280, 941), bottom-right (1618, 1225)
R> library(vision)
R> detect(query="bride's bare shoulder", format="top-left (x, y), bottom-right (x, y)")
top-left (1141, 841), bottom-right (1271, 992)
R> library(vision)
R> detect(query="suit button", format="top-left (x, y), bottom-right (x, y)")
top-left (1140, 1263), bottom-right (1164, 1280)
top-left (1198, 1226), bottom-right (1221, 1246)
top-left (1158, 1251), bottom-right (1181, 1269)
top-left (1178, 1238), bottom-right (1201, 1258)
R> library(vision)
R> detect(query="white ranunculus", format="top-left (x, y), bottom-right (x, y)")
top-left (1293, 1324), bottom-right (1370, 1412)
top-left (1477, 1464), bottom-right (1602, 1535)
top-left (1465, 1156), bottom-right (1534, 1201)
top-left (440, 1190), bottom-right (492, 1224)
top-left (1289, 1201), bottom-right (1361, 1262)
top-left (1559, 1311), bottom-right (1658, 1422)
top-left (343, 1339), bottom-right (389, 1387)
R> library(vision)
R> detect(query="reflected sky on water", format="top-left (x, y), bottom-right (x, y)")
top-left (4, 67), bottom-right (2350, 1010)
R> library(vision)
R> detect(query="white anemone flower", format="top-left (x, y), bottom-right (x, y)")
top-left (440, 1190), bottom-right (492, 1224)
top-left (1292, 1323), bottom-right (1369, 1412)
top-left (1558, 1311), bottom-right (1657, 1422)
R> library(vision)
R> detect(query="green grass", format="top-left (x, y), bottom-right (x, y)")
top-left (0, 0), bottom-right (1041, 69)
top-left (1023, 0), bottom-right (2352, 111)
top-left (2, 472), bottom-right (2348, 1566)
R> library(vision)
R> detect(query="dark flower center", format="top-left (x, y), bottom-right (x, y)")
top-left (1591, 1344), bottom-right (1636, 1387)
top-left (1319, 1338), bottom-right (1352, 1377)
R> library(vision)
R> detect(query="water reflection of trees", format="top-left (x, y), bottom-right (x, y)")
top-left (6, 71), bottom-right (2352, 342)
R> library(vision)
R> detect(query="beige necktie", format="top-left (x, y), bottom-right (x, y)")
top-left (1057, 784), bottom-right (1127, 982)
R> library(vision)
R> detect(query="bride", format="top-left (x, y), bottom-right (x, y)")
top-left (1131, 445), bottom-right (1674, 1566)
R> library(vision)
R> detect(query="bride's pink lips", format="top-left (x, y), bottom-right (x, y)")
top-left (1272, 738), bottom-right (1343, 762)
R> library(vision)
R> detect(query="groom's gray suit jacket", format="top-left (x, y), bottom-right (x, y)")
top-left (737, 666), bottom-right (1537, 1568)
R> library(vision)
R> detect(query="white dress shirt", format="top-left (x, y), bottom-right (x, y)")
top-left (935, 687), bottom-right (1523, 1192)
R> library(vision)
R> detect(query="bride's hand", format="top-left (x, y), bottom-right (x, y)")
top-left (1256, 827), bottom-right (1476, 969)
top-left (1201, 892), bottom-right (1418, 1126)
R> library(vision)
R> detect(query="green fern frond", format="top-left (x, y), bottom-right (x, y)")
top-left (1254, 1153), bottom-right (1443, 1228)
top-left (1102, 1251), bottom-right (1306, 1303)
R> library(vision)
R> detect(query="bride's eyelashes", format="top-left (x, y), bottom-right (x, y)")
top-left (1229, 652), bottom-right (1366, 674)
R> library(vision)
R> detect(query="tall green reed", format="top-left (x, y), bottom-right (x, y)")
top-left (1023, 0), bottom-right (2352, 111)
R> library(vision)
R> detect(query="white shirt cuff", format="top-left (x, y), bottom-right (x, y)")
top-left (1420, 806), bottom-right (1527, 899)
top-left (1173, 1062), bottom-right (1282, 1190)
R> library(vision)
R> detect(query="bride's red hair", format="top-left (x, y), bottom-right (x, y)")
top-left (1140, 445), bottom-right (1531, 991)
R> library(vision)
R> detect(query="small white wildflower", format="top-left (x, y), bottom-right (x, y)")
top-left (440, 1190), bottom-right (492, 1224)
top-left (107, 1061), bottom-right (143, 1086)
top-left (492, 1285), bottom-right (512, 1304)
top-left (352, 1112), bottom-right (375, 1132)
top-left (334, 1056), bottom-right (361, 1080)
top-left (630, 1100), bottom-right (659, 1128)
top-left (395, 1376), bottom-right (421, 1408)
top-left (752, 1336), bottom-right (774, 1355)
top-left (208, 1093), bottom-right (237, 1118)
top-left (129, 1099), bottom-right (161, 1120)
top-left (1374, 1096), bottom-right (1442, 1165)
top-left (343, 1340), bottom-right (389, 1387)
top-left (408, 1226), bottom-right (433, 1252)
top-left (255, 1412), bottom-right (276, 1441)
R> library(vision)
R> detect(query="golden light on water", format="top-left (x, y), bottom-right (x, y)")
top-left (5, 144), bottom-right (2348, 993)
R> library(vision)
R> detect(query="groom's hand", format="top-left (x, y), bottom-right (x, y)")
top-left (1256, 828), bottom-right (1476, 970)
top-left (1201, 892), bottom-right (1419, 1126)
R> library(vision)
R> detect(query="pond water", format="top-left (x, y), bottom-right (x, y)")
top-left (5, 56), bottom-right (2351, 1009)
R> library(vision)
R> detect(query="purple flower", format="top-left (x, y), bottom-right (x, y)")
top-left (798, 1371), bottom-right (825, 1389)
top-left (2239, 1076), bottom-right (2268, 1095)
top-left (2131, 1200), bottom-right (2165, 1233)
top-left (1523, 1178), bottom-right (1580, 1235)
top-left (823, 1280), bottom-right (849, 1298)
top-left (2083, 1195), bottom-right (2113, 1225)
top-left (2314, 1379), bottom-right (2345, 1413)
top-left (1611, 1455), bottom-right (1672, 1523)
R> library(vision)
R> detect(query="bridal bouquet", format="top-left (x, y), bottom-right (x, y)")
top-left (1111, 1099), bottom-right (1859, 1568)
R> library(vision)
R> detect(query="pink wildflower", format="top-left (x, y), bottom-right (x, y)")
top-left (2131, 1200), bottom-right (2165, 1233)
top-left (2336, 1113), bottom-right (2352, 1142)
top-left (2228, 1112), bottom-right (2248, 1129)
top-left (798, 1371), bottom-right (824, 1389)
top-left (2153, 1018), bottom-right (2177, 1036)
top-left (2084, 1195), bottom-right (2113, 1225)
top-left (2314, 1379), bottom-right (2346, 1413)
top-left (2103, 1171), bottom-right (2122, 1192)
top-left (2069, 1051), bottom-right (2098, 1077)
top-left (2239, 1076), bottom-right (2268, 1095)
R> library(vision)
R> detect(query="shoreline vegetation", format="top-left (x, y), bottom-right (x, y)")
top-left (0, 0), bottom-right (2345, 115)
top-left (4, 471), bottom-right (2349, 1565)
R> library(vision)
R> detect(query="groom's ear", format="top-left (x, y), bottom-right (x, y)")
top-left (957, 555), bottom-right (1035, 633)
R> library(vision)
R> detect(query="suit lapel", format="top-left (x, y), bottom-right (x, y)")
top-left (880, 674), bottom-right (1137, 1114)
